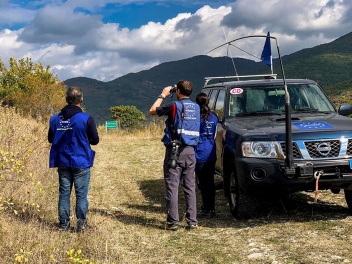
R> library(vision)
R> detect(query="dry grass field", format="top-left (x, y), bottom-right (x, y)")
top-left (1, 107), bottom-right (352, 263)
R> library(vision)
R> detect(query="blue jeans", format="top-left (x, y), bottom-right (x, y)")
top-left (58, 167), bottom-right (91, 222)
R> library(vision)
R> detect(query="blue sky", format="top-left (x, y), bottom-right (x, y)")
top-left (101, 2), bottom-right (225, 29)
top-left (0, 0), bottom-right (351, 81)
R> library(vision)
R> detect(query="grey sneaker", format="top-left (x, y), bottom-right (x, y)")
top-left (185, 224), bottom-right (198, 231)
top-left (59, 220), bottom-right (70, 231)
top-left (76, 219), bottom-right (89, 233)
top-left (165, 223), bottom-right (178, 231)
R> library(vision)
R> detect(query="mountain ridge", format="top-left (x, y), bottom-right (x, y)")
top-left (64, 32), bottom-right (352, 124)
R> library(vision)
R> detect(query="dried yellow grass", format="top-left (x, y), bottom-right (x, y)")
top-left (1, 107), bottom-right (352, 263)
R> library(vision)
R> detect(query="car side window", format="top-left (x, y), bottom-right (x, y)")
top-left (202, 89), bottom-right (210, 96)
top-left (214, 90), bottom-right (225, 119)
top-left (208, 89), bottom-right (218, 109)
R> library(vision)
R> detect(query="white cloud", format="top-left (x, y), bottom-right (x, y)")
top-left (222, 0), bottom-right (352, 52)
top-left (0, 0), bottom-right (351, 81)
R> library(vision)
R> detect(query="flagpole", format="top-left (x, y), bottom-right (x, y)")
top-left (270, 55), bottom-right (273, 74)
top-left (205, 34), bottom-right (295, 177)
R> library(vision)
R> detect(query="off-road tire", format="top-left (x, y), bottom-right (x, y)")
top-left (227, 162), bottom-right (258, 219)
top-left (222, 154), bottom-right (233, 197)
top-left (223, 172), bottom-right (230, 197)
top-left (344, 189), bottom-right (352, 214)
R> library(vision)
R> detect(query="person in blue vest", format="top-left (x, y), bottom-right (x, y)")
top-left (195, 93), bottom-right (218, 218)
top-left (149, 80), bottom-right (200, 231)
top-left (48, 87), bottom-right (99, 232)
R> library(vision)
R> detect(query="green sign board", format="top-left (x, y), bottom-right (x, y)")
top-left (105, 121), bottom-right (118, 130)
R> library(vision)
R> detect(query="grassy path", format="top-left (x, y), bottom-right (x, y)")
top-left (87, 132), bottom-right (352, 263)
top-left (1, 127), bottom-right (352, 263)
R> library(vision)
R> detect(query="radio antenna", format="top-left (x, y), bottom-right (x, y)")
top-left (222, 26), bottom-right (239, 80)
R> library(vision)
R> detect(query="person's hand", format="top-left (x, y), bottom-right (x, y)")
top-left (161, 86), bottom-right (173, 98)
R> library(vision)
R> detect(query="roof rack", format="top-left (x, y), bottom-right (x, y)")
top-left (204, 74), bottom-right (277, 86)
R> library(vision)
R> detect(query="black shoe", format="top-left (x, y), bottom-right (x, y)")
top-left (59, 220), bottom-right (70, 231)
top-left (185, 224), bottom-right (198, 230)
top-left (165, 223), bottom-right (178, 231)
top-left (197, 210), bottom-right (209, 218)
top-left (197, 210), bottom-right (216, 218)
top-left (208, 210), bottom-right (216, 218)
top-left (76, 219), bottom-right (89, 233)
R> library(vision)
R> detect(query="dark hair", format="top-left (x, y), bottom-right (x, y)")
top-left (196, 92), bottom-right (211, 121)
top-left (66, 87), bottom-right (83, 105)
top-left (176, 80), bottom-right (192, 96)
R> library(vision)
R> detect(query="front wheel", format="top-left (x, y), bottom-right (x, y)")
top-left (344, 189), bottom-right (352, 214)
top-left (227, 165), bottom-right (258, 219)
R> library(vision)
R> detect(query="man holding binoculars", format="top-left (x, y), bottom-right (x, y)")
top-left (149, 80), bottom-right (200, 231)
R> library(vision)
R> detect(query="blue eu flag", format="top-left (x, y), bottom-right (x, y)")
top-left (261, 32), bottom-right (271, 67)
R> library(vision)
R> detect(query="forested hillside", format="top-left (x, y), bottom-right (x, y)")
top-left (64, 56), bottom-right (269, 124)
top-left (65, 32), bottom-right (352, 124)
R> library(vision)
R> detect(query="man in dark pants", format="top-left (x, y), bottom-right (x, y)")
top-left (150, 80), bottom-right (200, 231)
top-left (48, 87), bottom-right (99, 232)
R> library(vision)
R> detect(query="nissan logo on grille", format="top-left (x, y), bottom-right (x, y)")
top-left (316, 143), bottom-right (331, 156)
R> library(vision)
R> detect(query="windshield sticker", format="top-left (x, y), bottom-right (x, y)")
top-left (292, 122), bottom-right (334, 130)
top-left (230, 88), bottom-right (243, 95)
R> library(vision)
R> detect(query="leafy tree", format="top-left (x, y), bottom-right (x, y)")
top-left (0, 57), bottom-right (66, 120)
top-left (109, 105), bottom-right (146, 128)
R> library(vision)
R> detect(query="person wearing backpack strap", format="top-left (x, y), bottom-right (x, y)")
top-left (150, 80), bottom-right (200, 231)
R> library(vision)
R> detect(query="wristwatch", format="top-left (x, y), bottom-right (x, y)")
top-left (158, 94), bottom-right (165, 99)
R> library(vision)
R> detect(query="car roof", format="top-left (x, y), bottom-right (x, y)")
top-left (203, 78), bottom-right (318, 89)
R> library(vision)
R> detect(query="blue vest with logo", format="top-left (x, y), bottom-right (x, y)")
top-left (49, 112), bottom-right (95, 168)
top-left (162, 99), bottom-right (200, 147)
top-left (195, 112), bottom-right (218, 162)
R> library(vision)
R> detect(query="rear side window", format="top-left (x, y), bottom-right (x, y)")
top-left (202, 89), bottom-right (210, 96)
top-left (215, 90), bottom-right (225, 119)
top-left (208, 90), bottom-right (218, 109)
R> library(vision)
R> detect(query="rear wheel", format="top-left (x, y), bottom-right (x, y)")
top-left (228, 168), bottom-right (239, 218)
top-left (222, 157), bottom-right (231, 197)
top-left (223, 171), bottom-right (230, 197)
top-left (227, 164), bottom-right (258, 219)
top-left (344, 189), bottom-right (352, 214)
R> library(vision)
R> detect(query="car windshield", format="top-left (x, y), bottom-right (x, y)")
top-left (228, 84), bottom-right (335, 116)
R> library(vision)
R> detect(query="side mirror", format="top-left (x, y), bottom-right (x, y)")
top-left (338, 103), bottom-right (352, 116)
